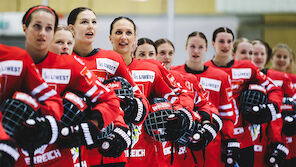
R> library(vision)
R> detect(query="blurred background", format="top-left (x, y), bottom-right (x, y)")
top-left (0, 0), bottom-right (296, 66)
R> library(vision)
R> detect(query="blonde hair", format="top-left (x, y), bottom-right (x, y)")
top-left (271, 43), bottom-right (295, 74)
top-left (233, 37), bottom-right (249, 54)
top-left (56, 24), bottom-right (73, 37)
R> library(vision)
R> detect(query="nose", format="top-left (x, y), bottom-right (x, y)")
top-left (62, 43), bottom-right (68, 51)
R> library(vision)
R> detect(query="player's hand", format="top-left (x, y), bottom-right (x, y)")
top-left (221, 138), bottom-right (240, 167)
top-left (14, 116), bottom-right (59, 151)
top-left (97, 126), bottom-right (131, 158)
top-left (265, 143), bottom-right (289, 166)
top-left (120, 97), bottom-right (146, 124)
top-left (164, 108), bottom-right (193, 141)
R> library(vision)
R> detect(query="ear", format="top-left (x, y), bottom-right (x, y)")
top-left (22, 24), bottom-right (27, 32)
top-left (68, 24), bottom-right (75, 36)
top-left (212, 41), bottom-right (215, 47)
top-left (109, 35), bottom-right (112, 43)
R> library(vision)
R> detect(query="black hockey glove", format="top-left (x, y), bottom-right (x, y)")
top-left (58, 121), bottom-right (101, 149)
top-left (14, 116), bottom-right (59, 152)
top-left (266, 142), bottom-right (289, 166)
top-left (0, 140), bottom-right (19, 167)
top-left (245, 103), bottom-right (278, 124)
top-left (221, 138), bottom-right (240, 167)
top-left (187, 121), bottom-right (218, 151)
top-left (164, 108), bottom-right (193, 142)
top-left (97, 126), bottom-right (131, 158)
top-left (120, 97), bottom-right (146, 124)
top-left (281, 97), bottom-right (296, 136)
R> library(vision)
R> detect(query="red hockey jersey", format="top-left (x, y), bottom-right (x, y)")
top-left (15, 51), bottom-right (124, 167)
top-left (205, 59), bottom-right (283, 148)
top-left (73, 49), bottom-right (149, 165)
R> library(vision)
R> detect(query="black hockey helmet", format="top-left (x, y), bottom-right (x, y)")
top-left (61, 91), bottom-right (90, 126)
top-left (240, 84), bottom-right (268, 115)
top-left (0, 92), bottom-right (38, 137)
top-left (144, 98), bottom-right (173, 142)
top-left (103, 77), bottom-right (134, 98)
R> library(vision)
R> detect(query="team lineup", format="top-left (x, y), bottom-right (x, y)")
top-left (0, 4), bottom-right (295, 167)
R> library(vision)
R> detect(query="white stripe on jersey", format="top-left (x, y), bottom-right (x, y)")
top-left (31, 83), bottom-right (48, 96)
top-left (164, 91), bottom-right (178, 104)
top-left (219, 111), bottom-right (234, 117)
top-left (219, 103), bottom-right (232, 110)
top-left (92, 91), bottom-right (104, 103)
top-left (85, 85), bottom-right (98, 97)
top-left (38, 89), bottom-right (57, 101)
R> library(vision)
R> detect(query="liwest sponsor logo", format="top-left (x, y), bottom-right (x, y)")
top-left (132, 70), bottom-right (155, 83)
top-left (232, 68), bottom-right (251, 79)
top-left (96, 58), bottom-right (119, 75)
top-left (199, 77), bottom-right (221, 92)
top-left (0, 60), bottom-right (23, 76)
top-left (42, 68), bottom-right (71, 84)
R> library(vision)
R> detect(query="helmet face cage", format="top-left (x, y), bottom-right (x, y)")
top-left (103, 77), bottom-right (134, 98)
top-left (1, 99), bottom-right (36, 137)
top-left (144, 109), bottom-right (173, 142)
top-left (240, 89), bottom-right (268, 111)
top-left (144, 98), bottom-right (173, 142)
top-left (61, 98), bottom-right (86, 126)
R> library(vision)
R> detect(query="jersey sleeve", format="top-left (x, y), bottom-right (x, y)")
top-left (252, 65), bottom-right (283, 110)
top-left (113, 54), bottom-right (149, 124)
top-left (23, 54), bottom-right (64, 121)
top-left (283, 73), bottom-right (296, 98)
top-left (69, 57), bottom-right (125, 128)
top-left (219, 75), bottom-right (235, 139)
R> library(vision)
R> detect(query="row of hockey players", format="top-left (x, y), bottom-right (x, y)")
top-left (0, 5), bottom-right (295, 167)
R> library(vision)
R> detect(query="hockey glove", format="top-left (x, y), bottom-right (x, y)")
top-left (187, 121), bottom-right (218, 151)
top-left (221, 138), bottom-right (240, 167)
top-left (266, 142), bottom-right (289, 166)
top-left (58, 121), bottom-right (101, 149)
top-left (245, 103), bottom-right (278, 124)
top-left (164, 108), bottom-right (193, 142)
top-left (14, 116), bottom-right (59, 152)
top-left (97, 126), bottom-right (131, 158)
top-left (120, 97), bottom-right (146, 124)
top-left (0, 140), bottom-right (19, 167)
top-left (281, 97), bottom-right (296, 136)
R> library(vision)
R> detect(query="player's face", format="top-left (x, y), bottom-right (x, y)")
top-left (233, 41), bottom-right (253, 61)
top-left (252, 43), bottom-right (267, 70)
top-left (271, 48), bottom-right (291, 72)
top-left (212, 32), bottom-right (233, 57)
top-left (135, 43), bottom-right (156, 60)
top-left (49, 30), bottom-right (74, 55)
top-left (109, 19), bottom-right (136, 56)
top-left (70, 10), bottom-right (97, 45)
top-left (156, 43), bottom-right (174, 69)
top-left (186, 36), bottom-right (207, 63)
top-left (23, 11), bottom-right (55, 52)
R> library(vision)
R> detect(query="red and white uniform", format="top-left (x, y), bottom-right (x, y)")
top-left (205, 59), bottom-right (283, 149)
top-left (154, 69), bottom-right (218, 167)
top-left (144, 59), bottom-right (194, 111)
top-left (15, 51), bottom-right (124, 167)
top-left (286, 73), bottom-right (296, 162)
top-left (253, 69), bottom-right (293, 167)
top-left (172, 64), bottom-right (234, 167)
top-left (0, 44), bottom-right (63, 164)
top-left (73, 49), bottom-right (149, 166)
top-left (126, 58), bottom-right (193, 167)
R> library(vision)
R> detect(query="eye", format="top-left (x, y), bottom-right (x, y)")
top-left (199, 45), bottom-right (204, 49)
top-left (169, 51), bottom-right (174, 56)
top-left (33, 24), bottom-right (41, 30)
top-left (249, 51), bottom-right (253, 55)
top-left (190, 45), bottom-right (195, 49)
top-left (115, 31), bottom-right (122, 35)
top-left (149, 52), bottom-right (155, 57)
top-left (219, 40), bottom-right (224, 43)
top-left (227, 40), bottom-right (232, 44)
top-left (139, 53), bottom-right (145, 57)
top-left (81, 20), bottom-right (88, 24)
top-left (56, 40), bottom-right (63, 44)
top-left (160, 51), bottom-right (166, 56)
top-left (92, 20), bottom-right (97, 24)
top-left (241, 50), bottom-right (246, 54)
top-left (67, 41), bottom-right (73, 45)
top-left (45, 26), bottom-right (53, 32)
top-left (126, 31), bottom-right (133, 35)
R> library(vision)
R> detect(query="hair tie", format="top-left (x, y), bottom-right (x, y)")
top-left (25, 6), bottom-right (55, 23)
